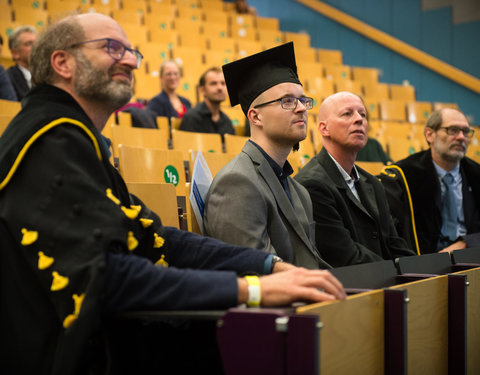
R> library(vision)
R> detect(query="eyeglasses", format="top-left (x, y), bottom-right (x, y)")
top-left (254, 96), bottom-right (314, 110)
top-left (64, 38), bottom-right (143, 68)
top-left (439, 126), bottom-right (475, 138)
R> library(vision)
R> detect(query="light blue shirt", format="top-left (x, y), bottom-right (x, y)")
top-left (328, 152), bottom-right (360, 201)
top-left (433, 162), bottom-right (467, 237)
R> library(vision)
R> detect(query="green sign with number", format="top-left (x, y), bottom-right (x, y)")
top-left (164, 165), bottom-right (179, 186)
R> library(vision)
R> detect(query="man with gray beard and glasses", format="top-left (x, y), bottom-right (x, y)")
top-left (380, 108), bottom-right (480, 254)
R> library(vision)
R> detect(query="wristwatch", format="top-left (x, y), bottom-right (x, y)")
top-left (270, 255), bottom-right (284, 272)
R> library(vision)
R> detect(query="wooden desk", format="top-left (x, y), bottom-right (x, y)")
top-left (297, 290), bottom-right (384, 375)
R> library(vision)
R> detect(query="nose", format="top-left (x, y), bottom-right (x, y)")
top-left (352, 111), bottom-right (364, 124)
top-left (294, 99), bottom-right (307, 112)
top-left (122, 49), bottom-right (140, 69)
top-left (455, 129), bottom-right (467, 141)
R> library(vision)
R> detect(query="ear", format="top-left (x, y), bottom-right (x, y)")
top-left (51, 50), bottom-right (75, 80)
top-left (424, 127), bottom-right (435, 145)
top-left (318, 120), bottom-right (329, 137)
top-left (247, 107), bottom-right (262, 129)
top-left (11, 48), bottom-right (20, 62)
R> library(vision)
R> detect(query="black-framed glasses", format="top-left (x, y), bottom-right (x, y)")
top-left (64, 38), bottom-right (143, 68)
top-left (439, 126), bottom-right (475, 138)
top-left (254, 96), bottom-right (314, 110)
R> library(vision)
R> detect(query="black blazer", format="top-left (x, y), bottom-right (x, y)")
top-left (295, 148), bottom-right (414, 267)
top-left (381, 150), bottom-right (480, 254)
top-left (6, 64), bottom-right (30, 101)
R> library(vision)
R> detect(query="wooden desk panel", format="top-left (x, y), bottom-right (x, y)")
top-left (392, 276), bottom-right (448, 375)
top-left (454, 267), bottom-right (480, 375)
top-left (297, 290), bottom-right (384, 375)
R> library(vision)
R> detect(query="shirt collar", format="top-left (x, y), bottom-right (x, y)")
top-left (432, 160), bottom-right (460, 182)
top-left (249, 140), bottom-right (293, 179)
top-left (327, 151), bottom-right (359, 184)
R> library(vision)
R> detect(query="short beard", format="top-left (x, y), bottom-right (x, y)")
top-left (74, 51), bottom-right (133, 110)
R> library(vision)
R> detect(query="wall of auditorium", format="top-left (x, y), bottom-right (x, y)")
top-left (250, 0), bottom-right (480, 124)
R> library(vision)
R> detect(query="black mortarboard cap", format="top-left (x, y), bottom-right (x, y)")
top-left (222, 42), bottom-right (301, 115)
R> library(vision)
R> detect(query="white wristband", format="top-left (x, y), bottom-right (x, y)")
top-left (245, 275), bottom-right (261, 307)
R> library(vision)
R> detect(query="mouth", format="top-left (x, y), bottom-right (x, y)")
top-left (351, 130), bottom-right (365, 136)
top-left (111, 69), bottom-right (133, 82)
top-left (451, 143), bottom-right (466, 152)
top-left (293, 117), bottom-right (306, 126)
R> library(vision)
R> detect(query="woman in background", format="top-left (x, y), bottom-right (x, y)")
top-left (147, 60), bottom-right (191, 118)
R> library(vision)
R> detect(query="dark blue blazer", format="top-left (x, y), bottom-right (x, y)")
top-left (147, 90), bottom-right (191, 118)
top-left (6, 64), bottom-right (29, 101)
top-left (0, 65), bottom-right (17, 101)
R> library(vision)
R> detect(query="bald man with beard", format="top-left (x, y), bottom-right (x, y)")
top-left (295, 92), bottom-right (415, 267)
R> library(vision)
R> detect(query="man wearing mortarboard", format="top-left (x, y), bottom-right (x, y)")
top-left (203, 42), bottom-right (330, 269)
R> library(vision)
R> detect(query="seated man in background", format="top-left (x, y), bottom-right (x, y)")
top-left (179, 66), bottom-right (235, 137)
top-left (295, 92), bottom-right (415, 267)
top-left (380, 108), bottom-right (480, 254)
top-left (147, 59), bottom-right (191, 118)
top-left (6, 25), bottom-right (37, 101)
top-left (0, 35), bottom-right (17, 101)
top-left (0, 13), bottom-right (345, 375)
top-left (204, 42), bottom-right (330, 269)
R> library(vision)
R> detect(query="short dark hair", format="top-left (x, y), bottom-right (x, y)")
top-left (199, 67), bottom-right (222, 87)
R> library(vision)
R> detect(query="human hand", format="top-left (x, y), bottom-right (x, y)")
top-left (439, 240), bottom-right (466, 253)
top-left (238, 267), bottom-right (346, 306)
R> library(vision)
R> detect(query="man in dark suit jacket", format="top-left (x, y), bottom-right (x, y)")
top-left (295, 92), bottom-right (414, 267)
top-left (6, 25), bottom-right (37, 101)
top-left (204, 42), bottom-right (330, 269)
top-left (380, 108), bottom-right (480, 254)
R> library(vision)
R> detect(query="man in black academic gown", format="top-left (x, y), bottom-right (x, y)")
top-left (0, 13), bottom-right (345, 375)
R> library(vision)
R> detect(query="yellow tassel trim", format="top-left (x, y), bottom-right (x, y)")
top-left (106, 188), bottom-right (120, 205)
top-left (139, 218), bottom-right (153, 228)
top-left (38, 251), bottom-right (54, 270)
top-left (51, 271), bottom-right (69, 291)
top-left (121, 205), bottom-right (141, 220)
top-left (153, 233), bottom-right (165, 248)
top-left (73, 293), bottom-right (85, 315)
top-left (63, 293), bottom-right (85, 329)
top-left (127, 231), bottom-right (138, 251)
top-left (21, 228), bottom-right (38, 245)
top-left (155, 254), bottom-right (169, 267)
top-left (63, 314), bottom-right (77, 329)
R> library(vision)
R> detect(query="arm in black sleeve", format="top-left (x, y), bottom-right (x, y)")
top-left (162, 226), bottom-right (269, 274)
top-left (103, 251), bottom-right (239, 313)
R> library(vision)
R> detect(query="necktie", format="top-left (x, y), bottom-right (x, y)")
top-left (441, 173), bottom-right (457, 241)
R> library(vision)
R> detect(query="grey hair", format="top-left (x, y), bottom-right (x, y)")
top-left (8, 25), bottom-right (37, 50)
top-left (30, 16), bottom-right (85, 86)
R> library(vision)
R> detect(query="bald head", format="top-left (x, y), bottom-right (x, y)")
top-left (318, 91), bottom-right (364, 121)
top-left (317, 91), bottom-right (368, 156)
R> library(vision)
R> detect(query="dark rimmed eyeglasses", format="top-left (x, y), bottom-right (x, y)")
top-left (253, 96), bottom-right (314, 110)
top-left (64, 38), bottom-right (143, 68)
top-left (439, 126), bottom-right (475, 138)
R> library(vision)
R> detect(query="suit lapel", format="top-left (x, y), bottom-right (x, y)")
top-left (356, 174), bottom-right (379, 220)
top-left (317, 149), bottom-right (373, 219)
top-left (244, 142), bottom-right (318, 255)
